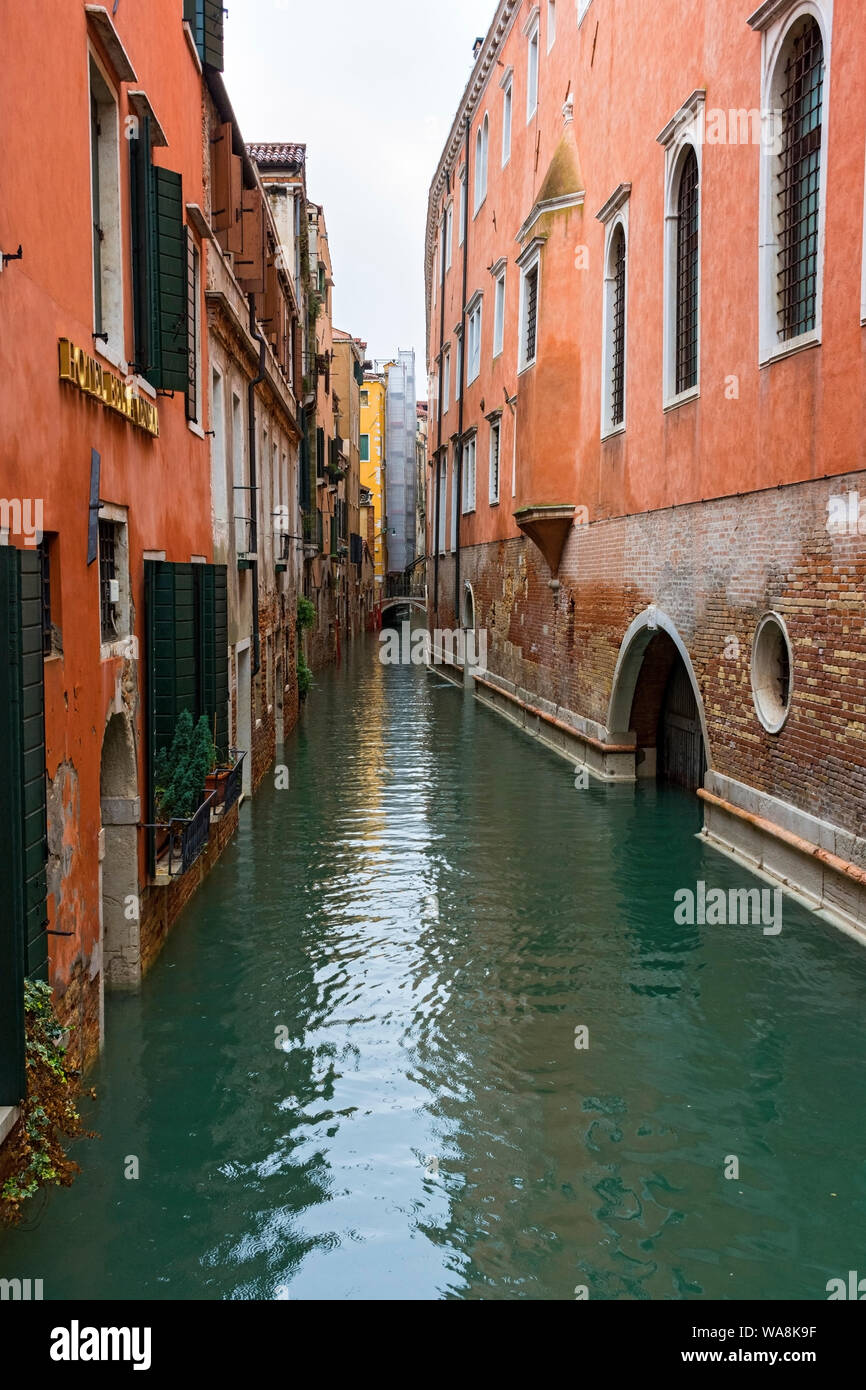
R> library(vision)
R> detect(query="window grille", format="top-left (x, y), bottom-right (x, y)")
top-left (610, 228), bottom-right (626, 426)
top-left (676, 149), bottom-right (700, 393)
top-left (777, 18), bottom-right (823, 341)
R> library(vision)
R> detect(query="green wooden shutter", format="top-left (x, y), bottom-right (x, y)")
top-left (148, 167), bottom-right (189, 393)
top-left (196, 565), bottom-right (229, 762)
top-left (0, 549), bottom-right (48, 1106)
top-left (18, 551), bottom-right (49, 981)
top-left (130, 115), bottom-right (154, 377)
top-left (183, 0), bottom-right (225, 71)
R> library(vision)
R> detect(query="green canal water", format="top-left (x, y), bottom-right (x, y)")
top-left (3, 636), bottom-right (866, 1301)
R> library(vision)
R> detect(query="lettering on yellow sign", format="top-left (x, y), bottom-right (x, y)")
top-left (58, 339), bottom-right (160, 438)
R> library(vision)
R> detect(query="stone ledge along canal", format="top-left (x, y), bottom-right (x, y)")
top-left (3, 635), bottom-right (866, 1300)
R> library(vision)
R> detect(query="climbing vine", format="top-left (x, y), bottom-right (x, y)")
top-left (0, 980), bottom-right (86, 1226)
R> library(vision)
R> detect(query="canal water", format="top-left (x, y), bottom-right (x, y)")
top-left (3, 634), bottom-right (866, 1301)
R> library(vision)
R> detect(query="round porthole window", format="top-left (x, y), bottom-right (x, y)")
top-left (751, 613), bottom-right (793, 734)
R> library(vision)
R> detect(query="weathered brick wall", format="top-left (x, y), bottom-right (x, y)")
top-left (53, 956), bottom-right (100, 1074)
top-left (138, 805), bottom-right (240, 978)
top-left (432, 474), bottom-right (866, 840)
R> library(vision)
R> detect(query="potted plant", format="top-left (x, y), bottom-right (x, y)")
top-left (202, 714), bottom-right (235, 806)
top-left (154, 711), bottom-right (216, 851)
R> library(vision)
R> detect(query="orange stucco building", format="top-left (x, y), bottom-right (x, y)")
top-left (0, 2), bottom-right (234, 1100)
top-left (426, 0), bottom-right (866, 938)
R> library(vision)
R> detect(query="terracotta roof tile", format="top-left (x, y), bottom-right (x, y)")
top-left (247, 142), bottom-right (306, 172)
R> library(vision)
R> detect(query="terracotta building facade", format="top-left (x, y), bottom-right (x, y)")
top-left (425, 0), bottom-right (866, 940)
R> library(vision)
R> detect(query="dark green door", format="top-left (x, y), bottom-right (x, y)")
top-left (0, 547), bottom-right (48, 1106)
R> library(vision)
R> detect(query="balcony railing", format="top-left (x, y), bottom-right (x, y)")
top-left (147, 791), bottom-right (217, 884)
top-left (210, 749), bottom-right (247, 818)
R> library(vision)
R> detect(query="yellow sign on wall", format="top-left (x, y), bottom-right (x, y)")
top-left (58, 339), bottom-right (160, 437)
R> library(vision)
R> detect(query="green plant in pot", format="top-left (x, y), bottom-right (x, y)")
top-left (154, 711), bottom-right (216, 826)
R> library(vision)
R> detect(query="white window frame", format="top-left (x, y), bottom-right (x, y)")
top-left (525, 7), bottom-right (540, 124)
top-left (450, 445), bottom-right (459, 551)
top-left (597, 184), bottom-right (631, 438)
top-left (547, 0), bottom-right (556, 51)
top-left (88, 52), bottom-right (125, 370)
top-left (489, 416), bottom-right (502, 505)
top-left (462, 433), bottom-right (477, 514)
top-left (466, 293), bottom-right (483, 385)
top-left (501, 68), bottom-right (513, 167)
top-left (658, 92), bottom-right (705, 409)
top-left (438, 454), bottom-right (448, 556)
top-left (458, 167), bottom-right (467, 246)
top-left (492, 260), bottom-right (507, 358)
top-left (861, 141), bottom-right (866, 325)
top-left (474, 114), bottom-right (489, 215)
top-left (442, 346), bottom-right (451, 414)
top-left (752, 0), bottom-right (833, 366)
top-left (445, 202), bottom-right (453, 270)
top-left (517, 239), bottom-right (543, 374)
top-left (455, 328), bottom-right (463, 401)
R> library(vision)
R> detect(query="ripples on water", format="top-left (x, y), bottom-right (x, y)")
top-left (3, 635), bottom-right (866, 1300)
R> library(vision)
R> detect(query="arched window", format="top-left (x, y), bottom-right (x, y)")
top-left (675, 147), bottom-right (700, 394)
top-left (475, 114), bottom-right (489, 213)
top-left (753, 2), bottom-right (831, 362)
top-left (776, 16), bottom-right (824, 342)
top-left (601, 216), bottom-right (628, 434)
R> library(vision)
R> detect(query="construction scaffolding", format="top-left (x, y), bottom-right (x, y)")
top-left (385, 349), bottom-right (417, 575)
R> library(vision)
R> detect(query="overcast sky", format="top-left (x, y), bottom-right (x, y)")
top-left (223, 0), bottom-right (496, 383)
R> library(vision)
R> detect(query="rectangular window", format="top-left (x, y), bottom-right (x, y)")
top-left (462, 437), bottom-right (477, 514)
top-left (456, 335), bottom-right (463, 400)
top-left (502, 78), bottom-right (513, 167)
top-left (442, 347), bottom-right (450, 414)
top-left (360, 434), bottom-right (371, 463)
top-left (89, 58), bottom-right (123, 363)
top-left (445, 204), bottom-right (453, 268)
top-left (450, 449), bottom-right (458, 550)
top-left (527, 16), bottom-right (540, 121)
top-left (186, 233), bottom-right (202, 423)
top-left (493, 269), bottom-right (506, 357)
top-left (467, 300), bottom-right (482, 384)
top-left (39, 539), bottom-right (53, 657)
top-left (361, 389), bottom-right (369, 407)
top-left (519, 259), bottom-right (540, 370)
top-left (98, 519), bottom-right (126, 643)
top-left (489, 421), bottom-right (501, 504)
top-left (437, 456), bottom-right (448, 555)
top-left (547, 0), bottom-right (556, 50)
top-left (458, 172), bottom-right (466, 246)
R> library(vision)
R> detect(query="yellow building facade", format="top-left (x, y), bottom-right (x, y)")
top-left (359, 370), bottom-right (389, 593)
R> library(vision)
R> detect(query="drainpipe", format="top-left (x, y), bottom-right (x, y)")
top-left (248, 293), bottom-right (267, 676)
top-left (433, 172), bottom-right (449, 618)
top-left (455, 115), bottom-right (470, 623)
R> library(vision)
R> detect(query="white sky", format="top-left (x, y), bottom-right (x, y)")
top-left (223, 0), bottom-right (496, 382)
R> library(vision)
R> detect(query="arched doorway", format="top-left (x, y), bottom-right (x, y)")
top-left (608, 610), bottom-right (709, 792)
top-left (100, 712), bottom-right (141, 990)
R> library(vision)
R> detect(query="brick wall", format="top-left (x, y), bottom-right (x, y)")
top-left (432, 473), bottom-right (866, 842)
